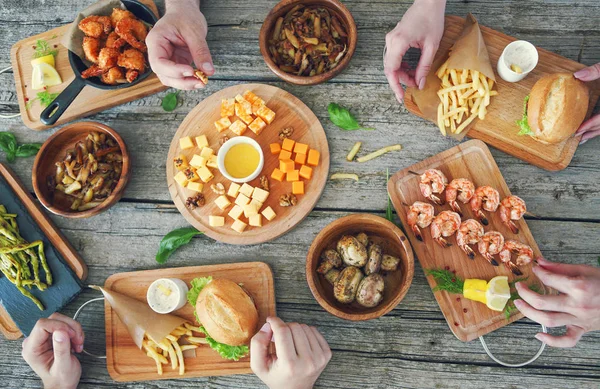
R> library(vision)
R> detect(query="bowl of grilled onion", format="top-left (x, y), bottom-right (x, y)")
top-left (32, 121), bottom-right (130, 218)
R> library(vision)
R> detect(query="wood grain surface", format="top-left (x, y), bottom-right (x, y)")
top-left (104, 262), bottom-right (275, 382)
top-left (166, 83), bottom-right (330, 245)
top-left (404, 15), bottom-right (600, 171)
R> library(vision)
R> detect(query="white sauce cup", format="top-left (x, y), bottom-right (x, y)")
top-left (146, 278), bottom-right (189, 314)
top-left (217, 136), bottom-right (264, 183)
top-left (497, 40), bottom-right (539, 83)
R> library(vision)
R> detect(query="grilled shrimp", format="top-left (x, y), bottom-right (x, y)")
top-left (446, 178), bottom-right (475, 216)
top-left (105, 32), bottom-right (127, 49)
top-left (115, 18), bottom-right (148, 52)
top-left (499, 196), bottom-right (526, 234)
top-left (98, 48), bottom-right (120, 70)
top-left (418, 169), bottom-right (448, 205)
top-left (456, 219), bottom-right (484, 260)
top-left (470, 186), bottom-right (500, 225)
top-left (82, 37), bottom-right (101, 63)
top-left (499, 240), bottom-right (533, 276)
top-left (477, 231), bottom-right (504, 266)
top-left (81, 65), bottom-right (105, 79)
top-left (117, 49), bottom-right (146, 71)
top-left (406, 201), bottom-right (435, 242)
top-left (430, 210), bottom-right (461, 248)
top-left (78, 15), bottom-right (112, 38)
top-left (111, 8), bottom-right (135, 28)
top-left (101, 67), bottom-right (126, 85)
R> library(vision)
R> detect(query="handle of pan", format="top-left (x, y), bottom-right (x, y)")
top-left (479, 323), bottom-right (547, 367)
top-left (40, 76), bottom-right (86, 126)
top-left (72, 297), bottom-right (107, 359)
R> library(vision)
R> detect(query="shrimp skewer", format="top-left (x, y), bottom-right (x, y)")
top-left (456, 219), bottom-right (484, 260)
top-left (446, 178), bottom-right (475, 216)
top-left (477, 231), bottom-right (504, 266)
top-left (406, 201), bottom-right (435, 242)
top-left (499, 240), bottom-right (533, 276)
top-left (417, 169), bottom-right (448, 205)
top-left (499, 196), bottom-right (526, 234)
top-left (430, 210), bottom-right (461, 248)
top-left (470, 186), bottom-right (500, 226)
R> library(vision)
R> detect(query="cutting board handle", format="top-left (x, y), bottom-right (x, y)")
top-left (40, 77), bottom-right (86, 126)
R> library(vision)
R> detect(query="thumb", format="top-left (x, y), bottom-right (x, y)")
top-left (52, 331), bottom-right (73, 369)
top-left (186, 37), bottom-right (214, 76)
top-left (250, 323), bottom-right (273, 375)
top-left (574, 63), bottom-right (600, 82)
top-left (415, 43), bottom-right (438, 90)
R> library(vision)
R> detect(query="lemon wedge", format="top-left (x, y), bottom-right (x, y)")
top-left (31, 54), bottom-right (55, 68)
top-left (463, 278), bottom-right (488, 305)
top-left (31, 63), bottom-right (62, 90)
top-left (485, 276), bottom-right (511, 312)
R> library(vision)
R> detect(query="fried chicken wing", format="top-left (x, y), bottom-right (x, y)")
top-left (78, 15), bottom-right (112, 38)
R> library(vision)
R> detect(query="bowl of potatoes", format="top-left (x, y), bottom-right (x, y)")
top-left (306, 213), bottom-right (414, 320)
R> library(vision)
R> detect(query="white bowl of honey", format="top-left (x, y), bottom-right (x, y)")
top-left (217, 136), bottom-right (264, 183)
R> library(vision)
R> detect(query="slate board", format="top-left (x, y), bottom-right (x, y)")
top-left (0, 173), bottom-right (83, 336)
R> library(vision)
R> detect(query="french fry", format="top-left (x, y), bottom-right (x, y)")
top-left (183, 323), bottom-right (205, 333)
top-left (346, 142), bottom-right (362, 161)
top-left (442, 107), bottom-right (468, 120)
top-left (460, 69), bottom-right (469, 84)
top-left (167, 341), bottom-right (178, 370)
top-left (330, 173), bottom-right (359, 182)
top-left (180, 344), bottom-right (199, 351)
top-left (147, 351), bottom-right (163, 375)
top-left (472, 70), bottom-right (480, 90)
top-left (437, 103), bottom-right (446, 136)
top-left (438, 83), bottom-right (474, 95)
top-left (456, 112), bottom-right (478, 134)
top-left (436, 59), bottom-right (449, 78)
top-left (187, 336), bottom-right (210, 344)
top-left (170, 338), bottom-right (186, 376)
top-left (449, 69), bottom-right (459, 85)
top-left (356, 144), bottom-right (402, 162)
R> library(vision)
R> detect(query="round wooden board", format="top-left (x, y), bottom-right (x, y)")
top-left (167, 84), bottom-right (330, 245)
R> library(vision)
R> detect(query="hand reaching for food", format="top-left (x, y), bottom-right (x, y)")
top-left (574, 63), bottom-right (600, 144)
top-left (21, 313), bottom-right (84, 389)
top-left (515, 257), bottom-right (600, 348)
top-left (146, 0), bottom-right (214, 90)
top-left (384, 0), bottom-right (446, 102)
top-left (250, 317), bottom-right (332, 389)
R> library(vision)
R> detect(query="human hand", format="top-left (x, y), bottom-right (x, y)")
top-left (574, 64), bottom-right (600, 144)
top-left (147, 0), bottom-right (214, 90)
top-left (514, 257), bottom-right (600, 348)
top-left (384, 0), bottom-right (446, 102)
top-left (21, 313), bottom-right (84, 389)
top-left (250, 317), bottom-right (332, 389)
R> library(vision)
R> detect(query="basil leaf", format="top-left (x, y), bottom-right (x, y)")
top-left (156, 226), bottom-right (202, 264)
top-left (162, 91), bottom-right (180, 112)
top-left (327, 103), bottom-right (374, 131)
top-left (15, 143), bottom-right (42, 158)
top-left (0, 132), bottom-right (17, 153)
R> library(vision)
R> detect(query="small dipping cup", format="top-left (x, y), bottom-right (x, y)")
top-left (497, 40), bottom-right (539, 83)
top-left (217, 136), bottom-right (265, 183)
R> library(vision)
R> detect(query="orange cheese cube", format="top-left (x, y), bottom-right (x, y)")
top-left (293, 143), bottom-right (309, 155)
top-left (294, 153), bottom-right (307, 165)
top-left (279, 149), bottom-right (292, 161)
top-left (252, 101), bottom-right (264, 115)
top-left (299, 165), bottom-right (313, 180)
top-left (256, 105), bottom-right (276, 124)
top-left (307, 149), bottom-right (320, 166)
top-left (286, 170), bottom-right (300, 182)
top-left (248, 117), bottom-right (267, 135)
top-left (243, 90), bottom-right (265, 106)
top-left (229, 120), bottom-right (247, 136)
top-left (214, 117), bottom-right (232, 132)
top-left (221, 98), bottom-right (235, 117)
top-left (279, 159), bottom-right (295, 173)
top-left (271, 168), bottom-right (285, 182)
top-left (281, 138), bottom-right (295, 152)
top-left (292, 181), bottom-right (304, 195)
top-left (270, 143), bottom-right (281, 155)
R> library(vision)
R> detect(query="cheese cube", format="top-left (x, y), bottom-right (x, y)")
top-left (187, 182), bottom-right (204, 192)
top-left (279, 150), bottom-right (292, 161)
top-left (248, 214), bottom-right (262, 227)
top-left (200, 147), bottom-right (214, 158)
top-left (228, 204), bottom-right (244, 220)
top-left (227, 182), bottom-right (241, 198)
top-left (270, 143), bottom-right (281, 155)
top-left (250, 198), bottom-right (263, 210)
top-left (174, 154), bottom-right (189, 171)
top-left (307, 149), bottom-right (320, 166)
top-left (248, 117), bottom-right (267, 135)
top-left (293, 143), bottom-right (309, 155)
top-left (215, 117), bottom-right (232, 132)
top-left (214, 195), bottom-right (232, 210)
top-left (197, 166), bottom-right (214, 183)
top-left (286, 170), bottom-right (300, 182)
top-left (235, 193), bottom-right (251, 206)
top-left (209, 215), bottom-right (225, 227)
top-left (239, 183), bottom-right (254, 197)
top-left (299, 165), bottom-right (313, 180)
top-left (207, 155), bottom-right (218, 168)
top-left (182, 168), bottom-right (200, 182)
top-left (280, 159), bottom-right (295, 173)
top-left (243, 203), bottom-right (259, 218)
top-left (271, 168), bottom-right (285, 182)
top-left (229, 120), bottom-right (247, 136)
top-left (179, 136), bottom-right (194, 150)
top-left (221, 98), bottom-right (235, 117)
top-left (294, 153), bottom-right (307, 165)
top-left (235, 94), bottom-right (253, 113)
top-left (195, 135), bottom-right (209, 149)
top-left (243, 90), bottom-right (264, 105)
top-left (261, 206), bottom-right (277, 221)
top-left (256, 105), bottom-right (276, 124)
top-left (189, 154), bottom-right (207, 168)
top-left (282, 138), bottom-right (295, 152)
top-left (174, 171), bottom-right (188, 187)
top-left (252, 187), bottom-right (269, 203)
top-left (292, 181), bottom-right (304, 195)
top-left (252, 102), bottom-right (264, 115)
top-left (231, 219), bottom-right (247, 233)
top-left (235, 102), bottom-right (254, 124)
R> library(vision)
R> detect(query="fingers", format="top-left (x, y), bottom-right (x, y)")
top-left (384, 38), bottom-right (410, 102)
top-left (48, 313), bottom-right (84, 352)
top-left (250, 322), bottom-right (273, 375)
top-left (581, 128), bottom-right (600, 144)
top-left (186, 35), bottom-right (214, 76)
top-left (514, 299), bottom-right (577, 328)
top-left (536, 257), bottom-right (588, 278)
top-left (535, 325), bottom-right (585, 348)
top-left (52, 330), bottom-right (74, 369)
top-left (266, 317), bottom-right (296, 362)
top-left (24, 318), bottom-right (76, 359)
top-left (574, 63), bottom-right (600, 82)
top-left (310, 326), bottom-right (331, 356)
top-left (301, 324), bottom-right (322, 353)
top-left (157, 74), bottom-right (205, 90)
top-left (147, 31), bottom-right (195, 79)
top-left (288, 323), bottom-right (311, 356)
top-left (575, 115), bottom-right (600, 136)
top-left (530, 265), bottom-right (578, 295)
top-left (415, 43), bottom-right (438, 90)
top-left (515, 282), bottom-right (567, 311)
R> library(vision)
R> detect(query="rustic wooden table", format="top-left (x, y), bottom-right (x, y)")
top-left (1, 1), bottom-right (599, 388)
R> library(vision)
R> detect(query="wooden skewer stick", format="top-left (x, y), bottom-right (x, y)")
top-left (408, 170), bottom-right (421, 176)
top-left (525, 211), bottom-right (540, 219)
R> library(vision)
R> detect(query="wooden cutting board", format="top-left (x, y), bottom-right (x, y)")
top-left (105, 262), bottom-right (276, 382)
top-left (9, 0), bottom-right (166, 131)
top-left (167, 83), bottom-right (330, 245)
top-left (388, 140), bottom-right (546, 342)
top-left (404, 15), bottom-right (600, 171)
top-left (0, 163), bottom-right (87, 340)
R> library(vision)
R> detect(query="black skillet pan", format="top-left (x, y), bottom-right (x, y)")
top-left (40, 0), bottom-right (158, 126)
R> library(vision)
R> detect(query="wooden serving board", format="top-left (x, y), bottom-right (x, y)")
top-left (167, 83), bottom-right (330, 245)
top-left (9, 0), bottom-right (166, 131)
top-left (388, 140), bottom-right (546, 342)
top-left (105, 262), bottom-right (276, 382)
top-left (0, 163), bottom-right (87, 340)
top-left (405, 15), bottom-right (600, 171)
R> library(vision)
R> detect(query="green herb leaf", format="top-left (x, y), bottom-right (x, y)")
top-left (597, 256), bottom-right (600, 266)
top-left (0, 132), bottom-right (18, 163)
top-left (155, 226), bottom-right (202, 264)
top-left (425, 269), bottom-right (464, 294)
top-left (516, 95), bottom-right (533, 136)
top-left (37, 91), bottom-right (59, 107)
top-left (15, 143), bottom-right (42, 158)
top-left (162, 91), bottom-right (181, 112)
top-left (503, 280), bottom-right (542, 320)
top-left (186, 277), bottom-right (213, 306)
top-left (327, 103), bottom-right (374, 131)
top-left (33, 39), bottom-right (58, 59)
top-left (195, 326), bottom-right (249, 361)
top-left (385, 168), bottom-right (394, 223)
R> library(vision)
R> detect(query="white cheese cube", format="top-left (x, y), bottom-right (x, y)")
top-left (179, 136), bottom-right (194, 150)
top-left (214, 195), bottom-right (231, 210)
top-left (235, 193), bottom-right (251, 206)
top-left (250, 198), bottom-right (263, 210)
top-left (239, 183), bottom-right (254, 198)
top-left (228, 205), bottom-right (244, 220)
top-left (189, 154), bottom-right (207, 168)
top-left (195, 135), bottom-right (209, 149)
top-left (206, 155), bottom-right (218, 169)
top-left (243, 203), bottom-right (259, 218)
top-left (251, 187), bottom-right (269, 203)
top-left (261, 206), bottom-right (276, 221)
top-left (197, 166), bottom-right (214, 183)
top-left (209, 215), bottom-right (224, 227)
top-left (174, 171), bottom-right (188, 187)
top-left (227, 182), bottom-right (241, 198)
top-left (187, 182), bottom-right (204, 192)
top-left (200, 147), bottom-right (214, 158)
top-left (231, 219), bottom-right (247, 233)
top-left (248, 214), bottom-right (262, 227)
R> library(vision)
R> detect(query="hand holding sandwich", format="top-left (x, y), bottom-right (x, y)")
top-left (251, 317), bottom-right (332, 389)
top-left (575, 63), bottom-right (600, 144)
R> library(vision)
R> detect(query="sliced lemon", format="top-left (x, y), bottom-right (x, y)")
top-left (31, 63), bottom-right (62, 90)
top-left (31, 54), bottom-right (55, 68)
top-left (485, 276), bottom-right (511, 312)
top-left (463, 278), bottom-right (488, 305)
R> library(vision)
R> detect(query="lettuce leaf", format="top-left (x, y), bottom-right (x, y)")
top-left (186, 276), bottom-right (212, 306)
top-left (516, 95), bottom-right (533, 136)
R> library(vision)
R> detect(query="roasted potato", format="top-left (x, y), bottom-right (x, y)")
top-left (381, 254), bottom-right (401, 272)
top-left (356, 274), bottom-right (385, 308)
top-left (317, 249), bottom-right (342, 274)
top-left (337, 235), bottom-right (368, 267)
top-left (355, 232), bottom-right (369, 248)
top-left (324, 268), bottom-right (341, 285)
top-left (364, 243), bottom-right (383, 275)
top-left (333, 266), bottom-right (364, 303)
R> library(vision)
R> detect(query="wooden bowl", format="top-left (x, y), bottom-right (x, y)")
top-left (306, 214), bottom-right (415, 321)
top-left (32, 121), bottom-right (130, 218)
top-left (259, 0), bottom-right (357, 85)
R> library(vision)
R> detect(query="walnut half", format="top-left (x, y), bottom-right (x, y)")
top-left (186, 194), bottom-right (205, 209)
top-left (278, 127), bottom-right (294, 140)
top-left (279, 193), bottom-right (297, 207)
top-left (211, 183), bottom-right (225, 195)
top-left (259, 175), bottom-right (269, 191)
